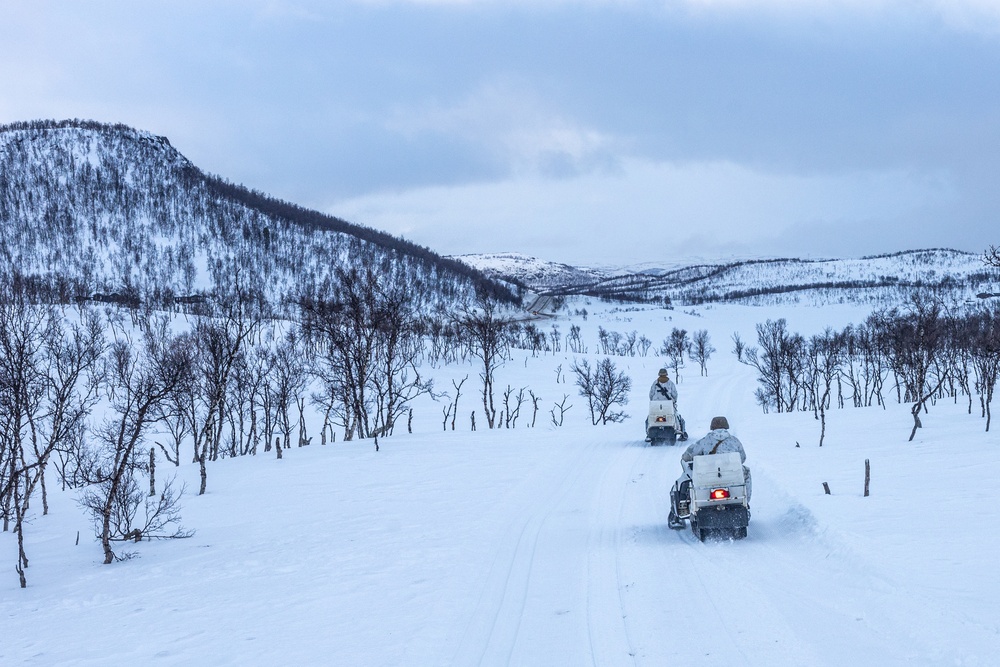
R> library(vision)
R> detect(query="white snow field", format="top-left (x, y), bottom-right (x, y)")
top-left (3, 301), bottom-right (999, 666)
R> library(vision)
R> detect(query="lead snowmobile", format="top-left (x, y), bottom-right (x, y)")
top-left (645, 399), bottom-right (687, 445)
top-left (668, 451), bottom-right (750, 540)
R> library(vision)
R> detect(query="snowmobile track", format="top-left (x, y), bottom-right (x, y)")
top-left (585, 441), bottom-right (643, 666)
top-left (453, 437), bottom-right (611, 666)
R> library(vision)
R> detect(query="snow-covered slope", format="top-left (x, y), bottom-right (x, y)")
top-left (4, 299), bottom-right (998, 665)
top-left (0, 120), bottom-right (512, 311)
top-left (458, 248), bottom-right (1000, 308)
top-left (451, 251), bottom-right (613, 289)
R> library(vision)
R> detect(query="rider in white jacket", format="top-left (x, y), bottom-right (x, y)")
top-left (681, 416), bottom-right (746, 466)
top-left (649, 368), bottom-right (677, 401)
top-left (647, 369), bottom-right (687, 440)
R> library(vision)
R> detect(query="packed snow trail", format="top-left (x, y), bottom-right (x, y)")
top-left (446, 431), bottom-right (997, 666)
top-left (585, 439), bottom-right (643, 667)
top-left (447, 360), bottom-right (999, 666)
top-left (612, 362), bottom-right (996, 666)
top-left (452, 433), bottom-right (638, 666)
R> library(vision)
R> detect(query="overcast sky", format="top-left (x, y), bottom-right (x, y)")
top-left (2, 0), bottom-right (999, 267)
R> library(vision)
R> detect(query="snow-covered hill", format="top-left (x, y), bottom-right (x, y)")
top-left (450, 251), bottom-right (614, 289)
top-left (458, 248), bottom-right (1000, 308)
top-left (0, 120), bottom-right (513, 312)
top-left (4, 299), bottom-right (998, 665)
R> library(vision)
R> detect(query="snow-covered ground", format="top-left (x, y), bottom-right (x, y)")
top-left (3, 300), bottom-right (999, 666)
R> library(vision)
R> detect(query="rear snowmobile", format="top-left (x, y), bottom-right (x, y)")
top-left (668, 451), bottom-right (750, 540)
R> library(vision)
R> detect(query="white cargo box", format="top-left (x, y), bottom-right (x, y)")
top-left (691, 452), bottom-right (744, 488)
top-left (647, 400), bottom-right (675, 417)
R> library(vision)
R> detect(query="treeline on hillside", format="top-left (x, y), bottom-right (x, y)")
top-left (547, 271), bottom-right (984, 310)
top-left (0, 119), bottom-right (138, 134)
top-left (737, 296), bottom-right (1000, 445)
top-left (0, 274), bottom-right (538, 586)
top-left (543, 274), bottom-right (671, 306)
top-left (196, 171), bottom-right (510, 301)
top-left (537, 250), bottom-right (1000, 308)
top-left (683, 277), bottom-right (967, 305)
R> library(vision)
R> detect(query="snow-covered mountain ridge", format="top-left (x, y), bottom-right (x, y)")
top-left (456, 248), bottom-right (1000, 307)
top-left (4, 119), bottom-right (994, 313)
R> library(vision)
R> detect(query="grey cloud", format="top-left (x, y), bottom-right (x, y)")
top-left (3, 1), bottom-right (999, 263)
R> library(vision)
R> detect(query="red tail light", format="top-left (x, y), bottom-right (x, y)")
top-left (710, 488), bottom-right (730, 500)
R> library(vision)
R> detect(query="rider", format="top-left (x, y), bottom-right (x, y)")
top-left (669, 416), bottom-right (751, 527)
top-left (681, 416), bottom-right (746, 467)
top-left (648, 369), bottom-right (686, 439)
top-left (649, 368), bottom-right (677, 402)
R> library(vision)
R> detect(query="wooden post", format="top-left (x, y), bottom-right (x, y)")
top-left (822, 482), bottom-right (831, 495)
top-left (864, 459), bottom-right (870, 497)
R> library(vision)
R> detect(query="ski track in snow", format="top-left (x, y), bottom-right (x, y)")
top-left (585, 438), bottom-right (642, 667)
top-left (451, 437), bottom-right (595, 665)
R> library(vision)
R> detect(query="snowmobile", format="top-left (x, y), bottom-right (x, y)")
top-left (645, 399), bottom-right (687, 445)
top-left (668, 451), bottom-right (750, 541)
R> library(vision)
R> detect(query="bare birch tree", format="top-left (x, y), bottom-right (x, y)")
top-left (80, 318), bottom-right (192, 564)
top-left (572, 358), bottom-right (632, 425)
top-left (453, 293), bottom-right (514, 429)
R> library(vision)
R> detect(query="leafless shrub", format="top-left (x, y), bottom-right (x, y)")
top-left (572, 358), bottom-right (632, 425)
